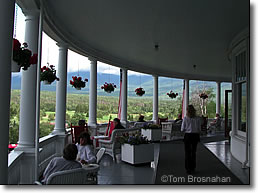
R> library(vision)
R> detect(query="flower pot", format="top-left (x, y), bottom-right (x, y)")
top-left (141, 128), bottom-right (162, 141)
top-left (121, 143), bottom-right (154, 164)
top-left (75, 87), bottom-right (81, 90)
top-left (43, 80), bottom-right (52, 85)
top-left (11, 61), bottom-right (21, 72)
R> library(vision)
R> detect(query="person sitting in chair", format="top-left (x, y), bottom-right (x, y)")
top-left (208, 113), bottom-right (222, 132)
top-left (113, 118), bottom-right (125, 129)
top-left (42, 144), bottom-right (82, 184)
top-left (76, 132), bottom-right (96, 165)
top-left (175, 113), bottom-right (183, 123)
top-left (137, 115), bottom-right (146, 122)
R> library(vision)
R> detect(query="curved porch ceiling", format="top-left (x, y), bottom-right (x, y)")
top-left (20, 0), bottom-right (249, 82)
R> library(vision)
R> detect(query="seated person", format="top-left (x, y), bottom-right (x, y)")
top-left (137, 115), bottom-right (146, 122)
top-left (76, 132), bottom-right (96, 164)
top-left (174, 113), bottom-right (183, 123)
top-left (42, 144), bottom-right (82, 184)
top-left (78, 120), bottom-right (86, 127)
top-left (113, 118), bottom-right (125, 129)
top-left (208, 113), bottom-right (222, 130)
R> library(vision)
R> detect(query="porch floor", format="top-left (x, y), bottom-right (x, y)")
top-left (97, 143), bottom-right (160, 184)
top-left (204, 140), bottom-right (250, 184)
top-left (97, 134), bottom-right (249, 185)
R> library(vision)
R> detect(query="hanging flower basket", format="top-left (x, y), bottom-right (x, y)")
top-left (101, 82), bottom-right (116, 93)
top-left (40, 65), bottom-right (59, 85)
top-left (12, 38), bottom-right (38, 72)
top-left (199, 93), bottom-right (208, 100)
top-left (135, 87), bottom-right (145, 96)
top-left (70, 76), bottom-right (88, 90)
top-left (167, 90), bottom-right (178, 99)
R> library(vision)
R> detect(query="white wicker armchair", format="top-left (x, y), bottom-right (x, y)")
top-left (45, 166), bottom-right (99, 185)
top-left (98, 127), bottom-right (141, 162)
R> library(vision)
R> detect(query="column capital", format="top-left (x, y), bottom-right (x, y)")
top-left (152, 74), bottom-right (158, 78)
top-left (23, 9), bottom-right (40, 18)
top-left (88, 56), bottom-right (97, 63)
top-left (121, 67), bottom-right (128, 71)
top-left (56, 42), bottom-right (69, 49)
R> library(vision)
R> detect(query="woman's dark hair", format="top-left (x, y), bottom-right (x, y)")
top-left (186, 105), bottom-right (196, 118)
top-left (63, 144), bottom-right (78, 161)
top-left (113, 118), bottom-right (121, 124)
top-left (138, 115), bottom-right (144, 121)
top-left (78, 131), bottom-right (93, 145)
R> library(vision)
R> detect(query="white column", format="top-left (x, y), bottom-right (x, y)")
top-left (183, 79), bottom-right (190, 117)
top-left (152, 75), bottom-right (159, 124)
top-left (17, 10), bottom-right (39, 152)
top-left (121, 68), bottom-right (128, 125)
top-left (216, 81), bottom-right (221, 115)
top-left (88, 57), bottom-right (97, 127)
top-left (0, 0), bottom-right (15, 184)
top-left (52, 43), bottom-right (68, 134)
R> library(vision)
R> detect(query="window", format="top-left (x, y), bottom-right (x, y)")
top-left (234, 49), bottom-right (247, 134)
top-left (235, 51), bottom-right (247, 82)
top-left (238, 82), bottom-right (247, 132)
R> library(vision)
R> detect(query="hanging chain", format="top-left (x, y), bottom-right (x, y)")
top-left (47, 40), bottom-right (50, 67)
top-left (171, 78), bottom-right (173, 90)
top-left (109, 66), bottom-right (111, 83)
top-left (140, 74), bottom-right (142, 87)
top-left (13, 4), bottom-right (18, 38)
top-left (77, 60), bottom-right (80, 76)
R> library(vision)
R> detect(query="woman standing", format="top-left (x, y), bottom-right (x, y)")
top-left (181, 105), bottom-right (201, 174)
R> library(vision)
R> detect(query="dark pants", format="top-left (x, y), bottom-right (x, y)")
top-left (184, 133), bottom-right (200, 172)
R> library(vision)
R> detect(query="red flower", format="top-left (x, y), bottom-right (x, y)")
top-left (13, 39), bottom-right (21, 51)
top-left (46, 68), bottom-right (50, 71)
top-left (78, 77), bottom-right (82, 81)
top-left (85, 79), bottom-right (88, 82)
top-left (29, 54), bottom-right (38, 64)
top-left (43, 66), bottom-right (46, 70)
top-left (50, 65), bottom-right (54, 68)
top-left (101, 86), bottom-right (104, 89)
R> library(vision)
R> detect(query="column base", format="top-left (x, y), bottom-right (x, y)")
top-left (121, 120), bottom-right (128, 128)
top-left (88, 122), bottom-right (97, 128)
top-left (152, 119), bottom-right (158, 124)
top-left (51, 128), bottom-right (67, 135)
top-left (14, 144), bottom-right (35, 153)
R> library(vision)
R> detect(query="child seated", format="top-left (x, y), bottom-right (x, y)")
top-left (76, 132), bottom-right (96, 164)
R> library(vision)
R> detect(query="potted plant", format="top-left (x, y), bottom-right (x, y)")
top-left (70, 76), bottom-right (88, 90)
top-left (199, 92), bottom-right (208, 100)
top-left (40, 65), bottom-right (59, 85)
top-left (167, 90), bottom-right (178, 99)
top-left (135, 87), bottom-right (145, 96)
top-left (141, 124), bottom-right (162, 141)
top-left (12, 38), bottom-right (38, 72)
top-left (118, 132), bottom-right (154, 164)
top-left (101, 82), bottom-right (116, 93)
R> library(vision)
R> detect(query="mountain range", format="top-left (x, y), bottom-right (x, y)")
top-left (11, 71), bottom-right (231, 98)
